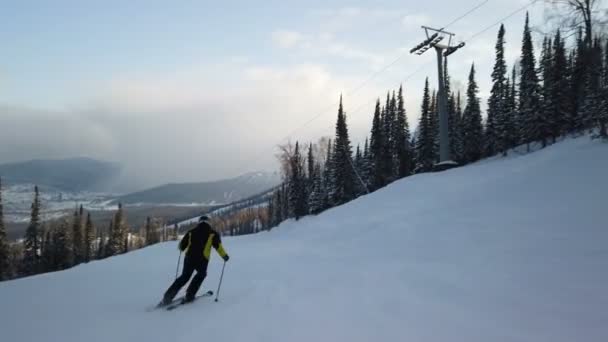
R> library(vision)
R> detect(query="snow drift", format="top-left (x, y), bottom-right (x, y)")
top-left (1, 136), bottom-right (607, 342)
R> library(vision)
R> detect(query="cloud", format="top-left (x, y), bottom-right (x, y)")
top-left (271, 30), bottom-right (306, 49)
top-left (0, 61), bottom-right (386, 189)
top-left (401, 14), bottom-right (431, 29)
top-left (271, 29), bottom-right (385, 69)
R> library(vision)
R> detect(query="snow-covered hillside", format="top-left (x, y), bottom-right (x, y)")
top-left (1, 136), bottom-right (607, 342)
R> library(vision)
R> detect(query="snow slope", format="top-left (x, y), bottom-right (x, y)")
top-left (1, 136), bottom-right (607, 342)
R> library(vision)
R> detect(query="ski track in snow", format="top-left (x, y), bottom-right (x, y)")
top-left (0, 136), bottom-right (607, 342)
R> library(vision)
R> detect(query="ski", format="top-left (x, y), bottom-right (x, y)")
top-left (146, 290), bottom-right (213, 312)
top-left (165, 290), bottom-right (214, 311)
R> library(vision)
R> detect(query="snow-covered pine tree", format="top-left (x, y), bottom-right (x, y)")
top-left (462, 63), bottom-right (484, 163)
top-left (519, 12), bottom-right (542, 151)
top-left (329, 96), bottom-right (357, 206)
top-left (84, 212), bottom-right (95, 262)
top-left (22, 185), bottom-right (42, 275)
top-left (487, 24), bottom-right (507, 156)
top-left (0, 177), bottom-right (9, 280)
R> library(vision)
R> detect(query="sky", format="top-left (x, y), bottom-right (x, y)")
top-left (0, 0), bottom-right (555, 188)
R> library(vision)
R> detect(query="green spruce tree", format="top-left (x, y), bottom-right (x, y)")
top-left (487, 24), bottom-right (507, 156)
top-left (462, 64), bottom-right (484, 163)
top-left (329, 96), bottom-right (357, 205)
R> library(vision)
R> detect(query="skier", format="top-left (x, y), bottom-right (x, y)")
top-left (160, 215), bottom-right (229, 306)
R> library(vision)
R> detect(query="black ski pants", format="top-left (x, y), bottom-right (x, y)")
top-left (163, 257), bottom-right (208, 302)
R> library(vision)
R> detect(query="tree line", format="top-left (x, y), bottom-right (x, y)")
top-left (0, 180), bottom-right (178, 281)
top-left (268, 11), bottom-right (608, 228)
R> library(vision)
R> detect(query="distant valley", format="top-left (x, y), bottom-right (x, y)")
top-left (0, 157), bottom-right (279, 239)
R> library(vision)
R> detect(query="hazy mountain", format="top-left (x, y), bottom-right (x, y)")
top-left (115, 171), bottom-right (281, 205)
top-left (0, 157), bottom-right (121, 192)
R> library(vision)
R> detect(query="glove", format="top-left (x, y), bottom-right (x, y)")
top-left (223, 254), bottom-right (230, 262)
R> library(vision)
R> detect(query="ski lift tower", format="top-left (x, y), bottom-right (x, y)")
top-left (410, 26), bottom-right (465, 171)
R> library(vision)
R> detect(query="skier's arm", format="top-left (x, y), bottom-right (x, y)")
top-left (212, 233), bottom-right (229, 260)
top-left (179, 232), bottom-right (191, 252)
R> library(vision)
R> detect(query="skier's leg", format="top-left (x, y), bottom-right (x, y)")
top-left (185, 261), bottom-right (208, 301)
top-left (162, 261), bottom-right (195, 304)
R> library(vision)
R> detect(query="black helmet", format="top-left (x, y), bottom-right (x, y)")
top-left (199, 215), bottom-right (210, 223)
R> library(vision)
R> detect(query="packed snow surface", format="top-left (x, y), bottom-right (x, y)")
top-left (1, 136), bottom-right (607, 342)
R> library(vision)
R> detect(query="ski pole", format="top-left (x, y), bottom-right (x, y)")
top-left (214, 261), bottom-right (226, 302)
top-left (175, 252), bottom-right (182, 279)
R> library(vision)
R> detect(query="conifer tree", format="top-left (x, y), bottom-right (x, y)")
top-left (360, 138), bottom-right (371, 187)
top-left (40, 228), bottom-right (56, 271)
top-left (269, 188), bottom-right (280, 227)
top-left (308, 163), bottom-right (325, 215)
top-left (415, 78), bottom-right (435, 172)
top-left (569, 28), bottom-right (588, 132)
top-left (307, 143), bottom-right (315, 184)
top-left (369, 100), bottom-right (385, 188)
top-left (462, 64), bottom-right (484, 163)
top-left (519, 12), bottom-right (542, 150)
top-left (487, 24), bottom-right (507, 156)
top-left (380, 93), bottom-right (395, 183)
top-left (22, 186), bottom-right (42, 275)
top-left (106, 203), bottom-right (127, 256)
top-left (329, 96), bottom-right (357, 205)
top-left (506, 67), bottom-right (519, 151)
top-left (395, 85), bottom-right (413, 177)
top-left (450, 91), bottom-right (465, 162)
top-left (54, 219), bottom-right (73, 270)
top-left (280, 183), bottom-right (289, 221)
top-left (84, 212), bottom-right (95, 262)
top-left (429, 90), bottom-right (439, 162)
top-left (582, 39), bottom-right (604, 136)
top-left (288, 142), bottom-right (308, 220)
top-left (72, 208), bottom-right (84, 264)
top-left (539, 36), bottom-right (554, 147)
top-left (323, 139), bottom-right (333, 202)
top-left (549, 29), bottom-right (570, 141)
